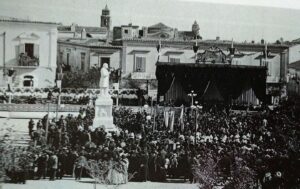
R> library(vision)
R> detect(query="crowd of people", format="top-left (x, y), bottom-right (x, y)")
top-left (3, 96), bottom-right (299, 188)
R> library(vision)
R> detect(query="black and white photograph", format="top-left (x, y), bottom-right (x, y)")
top-left (0, 0), bottom-right (299, 188)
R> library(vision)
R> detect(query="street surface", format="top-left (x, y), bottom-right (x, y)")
top-left (1, 178), bottom-right (198, 189)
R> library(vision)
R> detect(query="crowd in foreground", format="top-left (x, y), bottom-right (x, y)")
top-left (3, 97), bottom-right (300, 188)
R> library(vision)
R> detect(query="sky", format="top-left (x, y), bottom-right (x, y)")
top-left (1, 0), bottom-right (300, 42)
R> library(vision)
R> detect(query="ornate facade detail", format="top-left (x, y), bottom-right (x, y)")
top-left (196, 46), bottom-right (227, 63)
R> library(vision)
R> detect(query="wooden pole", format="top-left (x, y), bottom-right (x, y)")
top-left (45, 102), bottom-right (50, 142)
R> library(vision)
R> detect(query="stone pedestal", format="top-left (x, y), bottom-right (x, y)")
top-left (93, 94), bottom-right (118, 133)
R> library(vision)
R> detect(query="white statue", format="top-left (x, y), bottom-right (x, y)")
top-left (99, 63), bottom-right (110, 96)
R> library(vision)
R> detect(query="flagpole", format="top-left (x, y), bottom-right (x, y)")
top-left (153, 106), bottom-right (156, 132)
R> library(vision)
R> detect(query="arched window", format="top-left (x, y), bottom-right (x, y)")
top-left (23, 75), bottom-right (34, 87)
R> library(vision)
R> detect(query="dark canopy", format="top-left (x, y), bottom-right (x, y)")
top-left (156, 62), bottom-right (267, 103)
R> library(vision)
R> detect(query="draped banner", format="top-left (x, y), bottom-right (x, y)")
top-left (164, 110), bottom-right (169, 128)
top-left (179, 105), bottom-right (184, 132)
top-left (156, 62), bottom-right (267, 104)
top-left (169, 110), bottom-right (175, 132)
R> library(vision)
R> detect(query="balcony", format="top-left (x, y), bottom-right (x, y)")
top-left (18, 53), bottom-right (39, 67)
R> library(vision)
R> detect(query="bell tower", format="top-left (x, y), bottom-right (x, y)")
top-left (101, 4), bottom-right (111, 31)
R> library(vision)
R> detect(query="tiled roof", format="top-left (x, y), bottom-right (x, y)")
top-left (0, 16), bottom-right (60, 25)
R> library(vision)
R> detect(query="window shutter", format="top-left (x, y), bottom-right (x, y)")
top-left (34, 44), bottom-right (39, 58)
top-left (19, 44), bottom-right (25, 54)
top-left (142, 57), bottom-right (146, 72)
top-left (135, 57), bottom-right (140, 72)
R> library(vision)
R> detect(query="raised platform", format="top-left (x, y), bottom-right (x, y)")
top-left (93, 95), bottom-right (118, 133)
top-left (156, 61), bottom-right (267, 69)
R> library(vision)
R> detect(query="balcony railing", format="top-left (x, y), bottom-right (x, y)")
top-left (18, 53), bottom-right (39, 67)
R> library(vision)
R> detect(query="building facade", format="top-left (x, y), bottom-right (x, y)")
top-left (0, 17), bottom-right (59, 88)
top-left (56, 3), bottom-right (289, 104)
top-left (58, 39), bottom-right (121, 72)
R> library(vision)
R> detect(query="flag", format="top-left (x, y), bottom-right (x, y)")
top-left (179, 105), bottom-right (184, 132)
top-left (164, 110), bottom-right (169, 128)
top-left (170, 111), bottom-right (175, 132)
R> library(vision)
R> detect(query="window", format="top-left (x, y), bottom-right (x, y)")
top-left (59, 52), bottom-right (63, 64)
top-left (101, 57), bottom-right (110, 68)
top-left (25, 43), bottom-right (34, 58)
top-left (124, 29), bottom-right (128, 34)
top-left (67, 53), bottom-right (70, 65)
top-left (81, 53), bottom-right (86, 71)
top-left (135, 56), bottom-right (146, 72)
top-left (23, 75), bottom-right (34, 87)
top-left (170, 57), bottom-right (180, 63)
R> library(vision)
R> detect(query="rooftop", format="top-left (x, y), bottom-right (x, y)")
top-left (120, 37), bottom-right (289, 46)
top-left (0, 16), bottom-right (60, 25)
top-left (149, 22), bottom-right (172, 29)
top-left (58, 24), bottom-right (107, 33)
top-left (58, 38), bottom-right (121, 49)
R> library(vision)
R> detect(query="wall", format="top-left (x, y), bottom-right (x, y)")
top-left (58, 43), bottom-right (90, 72)
top-left (89, 50), bottom-right (121, 70)
top-left (0, 21), bottom-right (58, 88)
top-left (59, 42), bottom-right (121, 72)
top-left (124, 44), bottom-right (195, 76)
top-left (289, 44), bottom-right (300, 64)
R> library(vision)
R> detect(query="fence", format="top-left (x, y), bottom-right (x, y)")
top-left (0, 103), bottom-right (86, 112)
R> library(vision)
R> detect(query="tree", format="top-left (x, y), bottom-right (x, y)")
top-left (225, 157), bottom-right (256, 189)
top-left (192, 154), bottom-right (220, 189)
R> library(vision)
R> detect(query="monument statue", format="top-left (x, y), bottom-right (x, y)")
top-left (93, 63), bottom-right (118, 134)
top-left (99, 63), bottom-right (110, 96)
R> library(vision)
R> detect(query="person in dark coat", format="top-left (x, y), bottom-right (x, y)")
top-left (128, 152), bottom-right (140, 181)
top-left (28, 119), bottom-right (34, 138)
top-left (148, 151), bottom-right (157, 181)
top-left (57, 150), bottom-right (68, 179)
top-left (74, 153), bottom-right (86, 180)
top-left (48, 152), bottom-right (58, 181)
top-left (141, 150), bottom-right (149, 182)
top-left (36, 152), bottom-right (48, 179)
top-left (155, 153), bottom-right (166, 182)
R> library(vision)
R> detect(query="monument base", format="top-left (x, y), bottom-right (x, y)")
top-left (92, 94), bottom-right (118, 133)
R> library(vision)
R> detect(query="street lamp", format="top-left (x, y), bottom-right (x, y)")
top-left (55, 72), bottom-right (63, 121)
top-left (157, 40), bottom-right (161, 61)
top-left (45, 100), bottom-right (51, 143)
top-left (188, 90), bottom-right (197, 106)
top-left (193, 101), bottom-right (203, 143)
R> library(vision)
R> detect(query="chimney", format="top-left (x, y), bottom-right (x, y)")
top-left (174, 28), bottom-right (178, 39)
top-left (142, 26), bottom-right (148, 37)
top-left (81, 28), bottom-right (86, 39)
